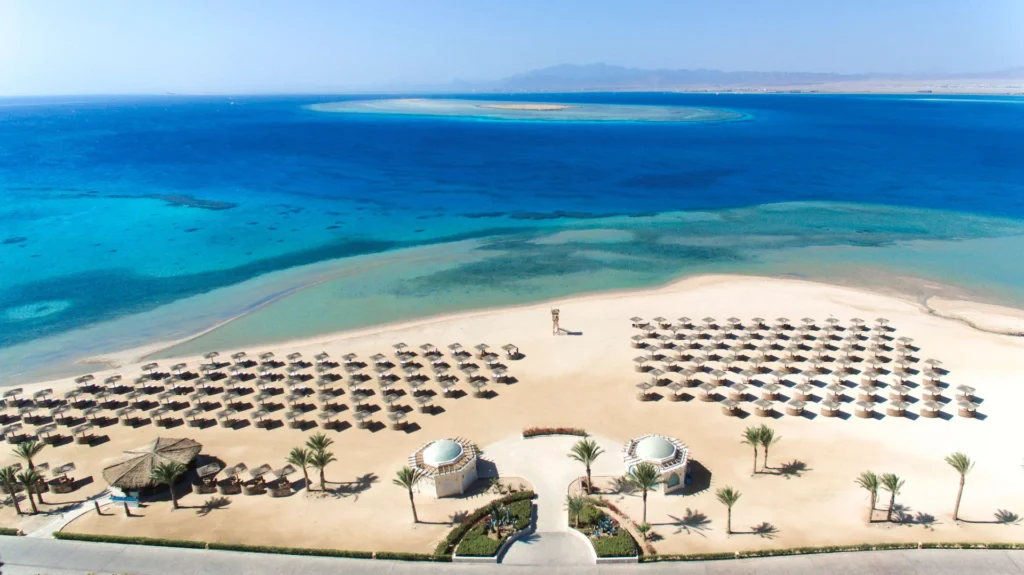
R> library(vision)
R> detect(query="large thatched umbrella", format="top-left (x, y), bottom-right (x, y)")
top-left (102, 438), bottom-right (202, 490)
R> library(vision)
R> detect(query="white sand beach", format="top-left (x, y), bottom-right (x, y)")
top-left (2, 275), bottom-right (1023, 553)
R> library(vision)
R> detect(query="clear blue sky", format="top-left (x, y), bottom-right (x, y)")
top-left (2, 0), bottom-right (1022, 95)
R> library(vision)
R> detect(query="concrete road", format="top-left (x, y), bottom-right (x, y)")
top-left (3, 537), bottom-right (1024, 575)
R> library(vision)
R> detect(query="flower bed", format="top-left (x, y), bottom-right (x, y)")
top-left (435, 491), bottom-right (536, 556)
top-left (455, 499), bottom-right (532, 557)
top-left (522, 427), bottom-right (587, 438)
top-left (572, 502), bottom-right (638, 558)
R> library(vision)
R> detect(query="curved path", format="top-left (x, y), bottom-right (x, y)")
top-left (480, 434), bottom-right (622, 565)
top-left (3, 537), bottom-right (1023, 574)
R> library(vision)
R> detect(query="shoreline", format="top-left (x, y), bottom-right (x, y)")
top-left (48, 272), bottom-right (1024, 387)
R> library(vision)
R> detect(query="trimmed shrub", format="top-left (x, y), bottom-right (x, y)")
top-left (0, 527), bottom-right (23, 536)
top-left (53, 532), bottom-right (206, 549)
top-left (207, 542), bottom-right (374, 559)
top-left (456, 525), bottom-right (502, 557)
top-left (435, 490), bottom-right (536, 556)
top-left (522, 427), bottom-right (587, 438)
top-left (374, 551), bottom-right (452, 562)
top-left (592, 529), bottom-right (638, 557)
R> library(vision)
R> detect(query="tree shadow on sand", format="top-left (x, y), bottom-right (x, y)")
top-left (661, 508), bottom-right (713, 537)
top-left (194, 496), bottom-right (231, 516)
top-left (764, 459), bottom-right (811, 479)
top-left (892, 504), bottom-right (938, 530)
top-left (328, 473), bottom-right (379, 501)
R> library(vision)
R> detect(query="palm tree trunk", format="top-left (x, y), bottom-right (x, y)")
top-left (170, 483), bottom-right (179, 509)
top-left (868, 492), bottom-right (876, 522)
top-left (4, 481), bottom-right (22, 515)
top-left (763, 446), bottom-right (770, 470)
top-left (408, 488), bottom-right (419, 523)
top-left (302, 468), bottom-right (310, 490)
top-left (953, 476), bottom-right (964, 521)
top-left (585, 465), bottom-right (592, 494)
top-left (26, 489), bottom-right (38, 514)
top-left (752, 447), bottom-right (758, 474)
top-left (35, 485), bottom-right (45, 505)
top-left (726, 507), bottom-right (732, 534)
top-left (642, 489), bottom-right (648, 524)
top-left (320, 468), bottom-right (326, 491)
top-left (887, 493), bottom-right (896, 522)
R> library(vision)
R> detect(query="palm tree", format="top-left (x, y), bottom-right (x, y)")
top-left (16, 469), bottom-right (41, 514)
top-left (741, 426), bottom-right (761, 474)
top-left (716, 486), bottom-right (742, 534)
top-left (286, 447), bottom-right (312, 490)
top-left (565, 493), bottom-right (593, 529)
top-left (880, 473), bottom-right (905, 522)
top-left (150, 462), bottom-right (187, 509)
top-left (393, 466), bottom-right (427, 523)
top-left (758, 424), bottom-right (781, 470)
top-left (855, 471), bottom-right (880, 522)
top-left (306, 432), bottom-right (334, 454)
top-left (944, 452), bottom-right (975, 521)
top-left (624, 462), bottom-right (661, 524)
top-left (0, 466), bottom-right (23, 515)
top-left (12, 440), bottom-right (44, 470)
top-left (309, 449), bottom-right (337, 491)
top-left (568, 438), bottom-right (604, 494)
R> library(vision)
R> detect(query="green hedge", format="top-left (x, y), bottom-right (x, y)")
top-left (374, 551), bottom-right (452, 562)
top-left (0, 527), bottom-right (23, 536)
top-left (454, 498), bottom-right (533, 557)
top-left (522, 427), bottom-right (587, 438)
top-left (435, 490), bottom-right (536, 556)
top-left (456, 525), bottom-right (502, 557)
top-left (53, 532), bottom-right (206, 548)
top-left (206, 542), bottom-right (373, 559)
top-left (641, 542), bottom-right (1024, 562)
top-left (592, 529), bottom-right (638, 557)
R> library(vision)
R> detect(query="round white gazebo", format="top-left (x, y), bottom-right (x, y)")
top-left (409, 438), bottom-right (479, 498)
top-left (623, 434), bottom-right (689, 494)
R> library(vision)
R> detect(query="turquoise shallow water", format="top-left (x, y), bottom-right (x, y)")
top-left (1, 94), bottom-right (1023, 382)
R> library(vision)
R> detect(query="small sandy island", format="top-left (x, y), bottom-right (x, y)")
top-left (476, 103), bottom-right (578, 111)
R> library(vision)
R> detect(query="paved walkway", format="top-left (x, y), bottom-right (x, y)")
top-left (3, 537), bottom-right (1023, 574)
top-left (480, 435), bottom-right (622, 565)
top-left (25, 489), bottom-right (112, 538)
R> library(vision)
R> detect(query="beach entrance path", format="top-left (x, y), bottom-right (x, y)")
top-left (480, 434), bottom-right (621, 565)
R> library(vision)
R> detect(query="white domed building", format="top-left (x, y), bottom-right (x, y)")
top-left (623, 434), bottom-right (689, 494)
top-left (409, 438), bottom-right (479, 498)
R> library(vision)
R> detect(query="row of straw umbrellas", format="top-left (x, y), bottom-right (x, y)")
top-left (628, 316), bottom-right (980, 420)
top-left (0, 342), bottom-right (521, 444)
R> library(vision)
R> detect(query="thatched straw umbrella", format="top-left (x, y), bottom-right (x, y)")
top-left (630, 334), bottom-right (647, 349)
top-left (854, 400), bottom-right (875, 419)
top-left (824, 383), bottom-right (846, 400)
top-left (920, 384), bottom-right (943, 400)
top-left (955, 385), bottom-right (976, 402)
top-left (760, 383), bottom-right (781, 400)
top-left (647, 368), bottom-right (665, 386)
top-left (792, 383), bottom-right (814, 401)
top-left (786, 398), bottom-right (807, 416)
top-left (102, 438), bottom-right (202, 490)
top-left (857, 384), bottom-right (877, 402)
top-left (666, 381), bottom-right (686, 401)
top-left (751, 317), bottom-right (766, 330)
top-left (720, 398), bottom-right (740, 417)
top-left (919, 400), bottom-right (942, 418)
top-left (710, 369), bottom-right (727, 386)
top-left (727, 317), bottom-right (743, 331)
top-left (888, 384), bottom-right (911, 401)
top-left (635, 381), bottom-right (653, 401)
top-left (728, 382), bottom-right (749, 401)
top-left (469, 378), bottom-right (489, 398)
top-left (886, 400), bottom-right (909, 417)
top-left (630, 316), bottom-right (646, 328)
top-left (204, 351), bottom-right (221, 361)
top-left (819, 399), bottom-right (841, 417)
top-left (698, 382), bottom-right (716, 402)
top-left (677, 316), bottom-right (692, 329)
top-left (753, 398), bottom-right (774, 417)
top-left (71, 422), bottom-right (96, 445)
top-left (957, 400), bottom-right (979, 419)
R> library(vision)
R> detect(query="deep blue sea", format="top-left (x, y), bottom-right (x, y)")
top-left (2, 93), bottom-right (1023, 381)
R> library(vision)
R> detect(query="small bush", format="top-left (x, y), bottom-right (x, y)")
top-left (522, 427), bottom-right (587, 438)
top-left (574, 505), bottom-right (603, 528)
top-left (592, 529), bottom-right (637, 557)
top-left (455, 525), bottom-right (503, 557)
top-left (53, 532), bottom-right (206, 549)
top-left (0, 527), bottom-right (23, 536)
top-left (374, 551), bottom-right (452, 562)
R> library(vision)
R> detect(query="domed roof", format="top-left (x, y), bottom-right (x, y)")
top-left (422, 439), bottom-right (464, 467)
top-left (635, 436), bottom-right (676, 462)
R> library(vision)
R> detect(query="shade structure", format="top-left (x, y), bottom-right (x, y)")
top-left (102, 437), bottom-right (202, 489)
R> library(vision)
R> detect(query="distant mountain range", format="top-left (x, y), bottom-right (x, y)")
top-left (450, 63), bottom-right (1024, 92)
